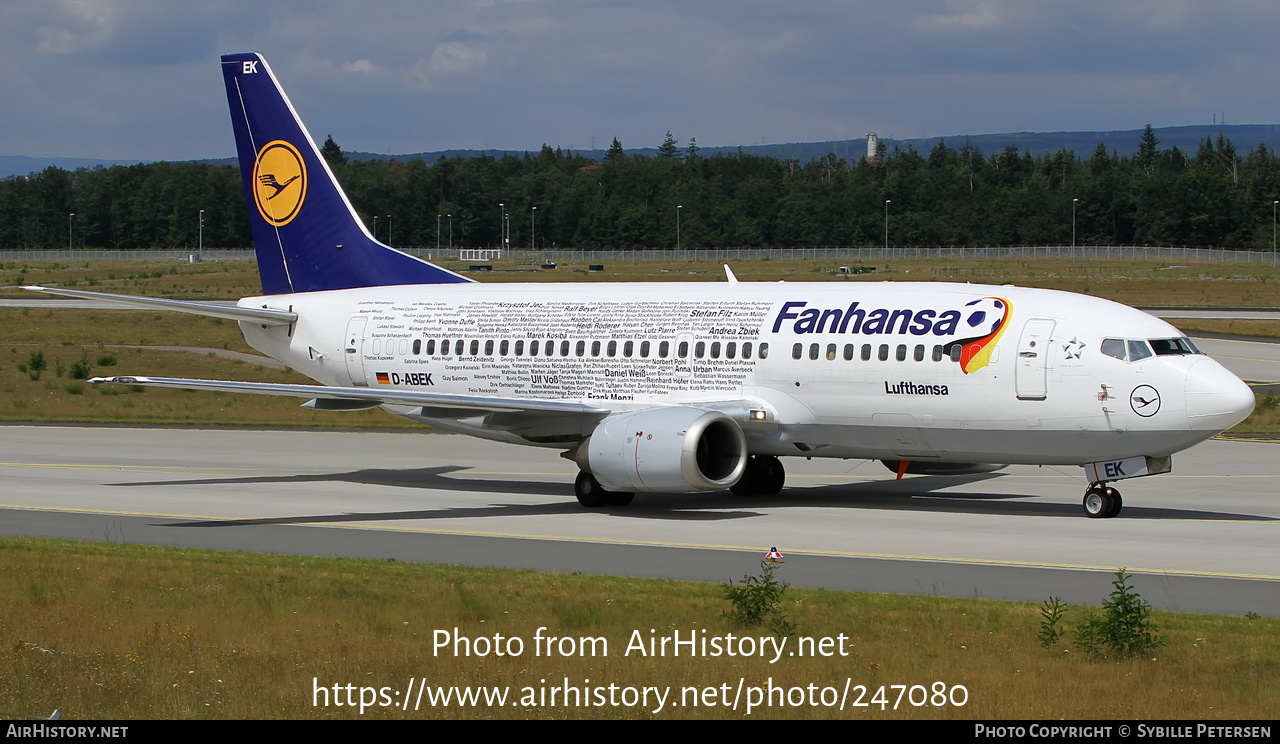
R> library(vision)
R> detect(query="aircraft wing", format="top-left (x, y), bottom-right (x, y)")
top-left (89, 375), bottom-right (608, 417)
top-left (22, 286), bottom-right (296, 326)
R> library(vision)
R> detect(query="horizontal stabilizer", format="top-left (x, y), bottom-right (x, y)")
top-left (22, 286), bottom-right (297, 326)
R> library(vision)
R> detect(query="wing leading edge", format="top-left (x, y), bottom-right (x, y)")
top-left (89, 375), bottom-right (609, 417)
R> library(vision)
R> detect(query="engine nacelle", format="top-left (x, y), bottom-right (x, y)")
top-left (578, 407), bottom-right (747, 493)
top-left (881, 460), bottom-right (1008, 476)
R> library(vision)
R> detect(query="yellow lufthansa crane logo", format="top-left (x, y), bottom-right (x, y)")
top-left (252, 140), bottom-right (307, 227)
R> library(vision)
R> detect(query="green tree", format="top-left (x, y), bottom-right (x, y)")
top-left (321, 135), bottom-right (348, 168)
top-left (657, 131), bottom-right (680, 159)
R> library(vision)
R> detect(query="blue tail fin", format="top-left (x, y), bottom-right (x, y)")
top-left (220, 53), bottom-right (472, 294)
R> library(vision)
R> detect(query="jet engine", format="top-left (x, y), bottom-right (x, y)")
top-left (575, 407), bottom-right (747, 493)
top-left (881, 460), bottom-right (1008, 475)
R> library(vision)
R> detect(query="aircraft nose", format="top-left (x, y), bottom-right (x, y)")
top-left (1184, 358), bottom-right (1255, 433)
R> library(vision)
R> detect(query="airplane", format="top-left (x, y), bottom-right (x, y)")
top-left (25, 52), bottom-right (1256, 518)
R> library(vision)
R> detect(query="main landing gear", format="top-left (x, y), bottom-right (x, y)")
top-left (1083, 483), bottom-right (1123, 519)
top-left (574, 471), bottom-right (634, 507)
top-left (730, 455), bottom-right (786, 497)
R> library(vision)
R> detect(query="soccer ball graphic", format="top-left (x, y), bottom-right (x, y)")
top-left (963, 297), bottom-right (1007, 338)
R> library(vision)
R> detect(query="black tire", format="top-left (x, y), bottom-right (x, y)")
top-left (604, 490), bottom-right (635, 506)
top-left (730, 456), bottom-right (764, 496)
top-left (758, 455), bottom-right (785, 495)
top-left (1083, 486), bottom-right (1115, 519)
top-left (1103, 487), bottom-right (1123, 518)
top-left (730, 455), bottom-right (785, 497)
top-left (574, 471), bottom-right (608, 507)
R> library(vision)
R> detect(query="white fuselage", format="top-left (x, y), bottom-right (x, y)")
top-left (237, 280), bottom-right (1255, 466)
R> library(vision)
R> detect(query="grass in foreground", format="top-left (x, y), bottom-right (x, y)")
top-left (1, 538), bottom-right (1276, 719)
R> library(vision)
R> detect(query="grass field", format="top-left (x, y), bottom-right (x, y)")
top-left (2, 537), bottom-right (1276, 720)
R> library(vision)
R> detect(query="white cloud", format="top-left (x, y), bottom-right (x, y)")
top-left (408, 41), bottom-right (490, 89)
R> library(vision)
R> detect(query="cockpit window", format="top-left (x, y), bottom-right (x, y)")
top-left (1150, 337), bottom-right (1202, 356)
top-left (1100, 338), bottom-right (1127, 361)
top-left (1127, 340), bottom-right (1153, 362)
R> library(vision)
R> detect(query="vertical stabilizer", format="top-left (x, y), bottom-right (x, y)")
top-left (220, 53), bottom-right (472, 294)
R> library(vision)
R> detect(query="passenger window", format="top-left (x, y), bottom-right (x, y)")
top-left (792, 343), bottom-right (803, 360)
top-left (499, 340), bottom-right (509, 356)
top-left (1127, 340), bottom-right (1152, 362)
top-left (678, 341), bottom-right (689, 357)
top-left (710, 341), bottom-right (721, 359)
top-left (575, 341), bottom-right (586, 357)
top-left (809, 343), bottom-right (819, 361)
top-left (896, 344), bottom-right (907, 362)
top-left (949, 345), bottom-right (962, 362)
top-left (469, 340), bottom-right (480, 356)
top-left (659, 341), bottom-right (670, 358)
top-left (695, 341), bottom-right (706, 358)
top-left (758, 343), bottom-right (769, 359)
top-left (606, 340), bottom-right (617, 357)
top-left (484, 340), bottom-right (495, 356)
top-left (878, 344), bottom-right (889, 362)
top-left (932, 345), bottom-right (944, 362)
top-left (914, 344), bottom-right (925, 362)
top-left (591, 341), bottom-right (602, 357)
top-left (826, 343), bottom-right (836, 361)
top-left (726, 342), bottom-right (736, 359)
top-left (1100, 338), bottom-right (1127, 361)
top-left (742, 342), bottom-right (753, 359)
top-left (861, 344), bottom-right (872, 362)
top-left (549, 340), bottom-right (558, 356)
top-left (843, 344), bottom-right (854, 361)
top-left (412, 339), bottom-right (421, 355)
top-left (426, 339), bottom-right (436, 356)
top-left (455, 340), bottom-right (465, 356)
top-left (624, 341), bottom-right (634, 357)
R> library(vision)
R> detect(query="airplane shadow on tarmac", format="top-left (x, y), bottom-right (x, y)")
top-left (103, 464), bottom-right (1275, 527)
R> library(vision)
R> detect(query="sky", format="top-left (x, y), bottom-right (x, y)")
top-left (4, 0), bottom-right (1280, 161)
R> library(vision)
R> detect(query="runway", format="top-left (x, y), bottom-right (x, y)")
top-left (3, 425), bottom-right (1277, 616)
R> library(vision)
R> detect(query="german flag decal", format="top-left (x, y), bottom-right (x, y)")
top-left (375, 372), bottom-right (391, 385)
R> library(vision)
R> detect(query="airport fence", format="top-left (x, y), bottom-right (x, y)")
top-left (1, 245), bottom-right (1278, 265)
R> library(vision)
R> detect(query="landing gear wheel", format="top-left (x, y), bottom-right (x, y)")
top-left (729, 455), bottom-right (786, 497)
top-left (1083, 485), bottom-right (1122, 519)
top-left (758, 455), bottom-right (785, 496)
top-left (604, 490), bottom-right (634, 506)
top-left (1103, 487), bottom-right (1123, 518)
top-left (574, 472), bottom-right (632, 508)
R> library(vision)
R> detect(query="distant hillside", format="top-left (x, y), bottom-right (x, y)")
top-left (330, 124), bottom-right (1280, 165)
top-left (8, 123), bottom-right (1280, 178)
top-left (0, 155), bottom-right (146, 179)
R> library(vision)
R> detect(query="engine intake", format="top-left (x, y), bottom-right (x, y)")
top-left (577, 407), bottom-right (747, 493)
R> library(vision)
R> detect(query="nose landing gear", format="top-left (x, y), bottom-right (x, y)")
top-left (1083, 484), bottom-right (1123, 518)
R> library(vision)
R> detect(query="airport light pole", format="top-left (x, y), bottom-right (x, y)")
top-left (373, 215), bottom-right (378, 242)
top-left (198, 209), bottom-right (204, 256)
top-left (530, 206), bottom-right (537, 250)
top-left (677, 205), bottom-right (683, 252)
top-left (1072, 198), bottom-right (1078, 255)
top-left (1273, 201), bottom-right (1278, 268)
top-left (68, 213), bottom-right (74, 251)
top-left (499, 203), bottom-right (505, 253)
top-left (437, 214), bottom-right (441, 251)
top-left (883, 200), bottom-right (890, 254)
top-left (386, 215), bottom-right (392, 248)
top-left (448, 214), bottom-right (453, 250)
